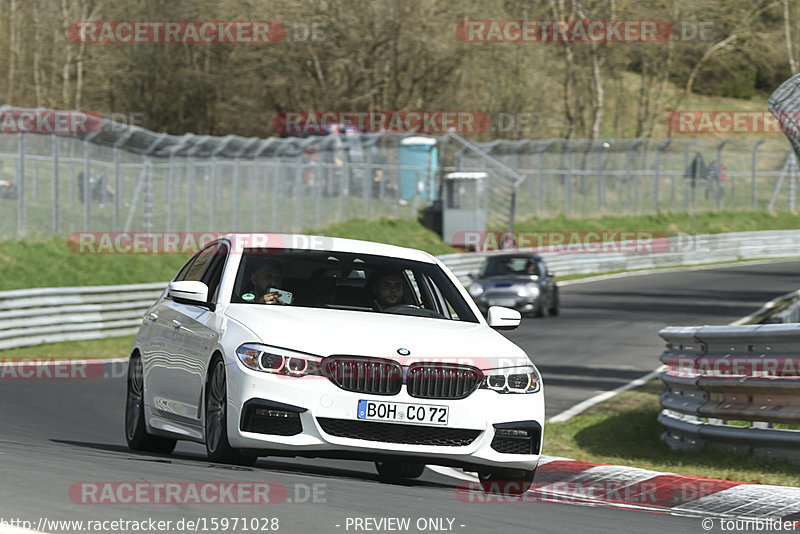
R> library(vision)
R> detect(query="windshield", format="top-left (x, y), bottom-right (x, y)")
top-left (231, 249), bottom-right (478, 322)
top-left (479, 256), bottom-right (543, 277)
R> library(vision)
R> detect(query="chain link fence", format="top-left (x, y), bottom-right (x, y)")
top-left (453, 137), bottom-right (799, 230)
top-left (0, 106), bottom-right (797, 238)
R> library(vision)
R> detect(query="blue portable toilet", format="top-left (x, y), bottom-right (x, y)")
top-left (399, 136), bottom-right (438, 201)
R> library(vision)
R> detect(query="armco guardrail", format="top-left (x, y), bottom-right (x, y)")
top-left (0, 282), bottom-right (166, 350)
top-left (658, 324), bottom-right (800, 463)
top-left (437, 229), bottom-right (800, 285)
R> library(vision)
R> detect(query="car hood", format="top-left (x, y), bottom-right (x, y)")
top-left (224, 304), bottom-right (530, 369)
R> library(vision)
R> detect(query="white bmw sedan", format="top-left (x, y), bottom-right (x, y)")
top-left (126, 234), bottom-right (545, 493)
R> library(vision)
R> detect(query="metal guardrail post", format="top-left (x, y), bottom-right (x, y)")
top-left (751, 139), bottom-right (765, 210)
top-left (654, 139), bottom-right (671, 212)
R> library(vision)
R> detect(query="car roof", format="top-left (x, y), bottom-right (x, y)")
top-left (219, 233), bottom-right (437, 264)
top-left (485, 253), bottom-right (543, 261)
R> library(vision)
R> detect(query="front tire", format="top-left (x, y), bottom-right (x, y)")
top-left (477, 468), bottom-right (536, 495)
top-left (375, 462), bottom-right (425, 480)
top-left (125, 354), bottom-right (177, 454)
top-left (548, 288), bottom-right (560, 316)
top-left (205, 358), bottom-right (258, 466)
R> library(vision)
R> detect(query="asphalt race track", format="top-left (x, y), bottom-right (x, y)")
top-left (1, 260), bottom-right (799, 534)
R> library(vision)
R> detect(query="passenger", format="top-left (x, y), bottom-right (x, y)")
top-left (250, 261), bottom-right (287, 305)
top-left (308, 271), bottom-right (337, 307)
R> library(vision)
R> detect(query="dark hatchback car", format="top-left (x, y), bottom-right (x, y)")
top-left (467, 254), bottom-right (559, 317)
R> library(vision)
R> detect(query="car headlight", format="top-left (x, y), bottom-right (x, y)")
top-left (480, 365), bottom-right (541, 394)
top-left (468, 283), bottom-right (484, 297)
top-left (517, 285), bottom-right (540, 298)
top-left (236, 343), bottom-right (322, 377)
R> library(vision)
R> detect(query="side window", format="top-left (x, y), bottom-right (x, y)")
top-left (203, 243), bottom-right (229, 303)
top-left (183, 245), bottom-right (217, 282)
top-left (538, 261), bottom-right (547, 278)
top-left (174, 253), bottom-right (199, 282)
top-left (403, 269), bottom-right (422, 305)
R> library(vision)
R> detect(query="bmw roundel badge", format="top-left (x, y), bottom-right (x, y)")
top-left (397, 348), bottom-right (410, 356)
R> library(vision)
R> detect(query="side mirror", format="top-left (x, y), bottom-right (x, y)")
top-left (487, 306), bottom-right (521, 331)
top-left (546, 270), bottom-right (553, 277)
top-left (169, 280), bottom-right (211, 308)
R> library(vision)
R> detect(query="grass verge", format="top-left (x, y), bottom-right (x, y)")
top-left (544, 380), bottom-right (800, 486)
top-left (511, 210), bottom-right (800, 236)
top-left (0, 336), bottom-right (135, 361)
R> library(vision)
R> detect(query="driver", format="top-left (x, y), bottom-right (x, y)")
top-left (371, 270), bottom-right (405, 310)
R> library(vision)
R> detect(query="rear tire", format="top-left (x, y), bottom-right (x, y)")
top-left (205, 357), bottom-right (258, 467)
top-left (477, 468), bottom-right (536, 495)
top-left (375, 462), bottom-right (425, 480)
top-left (125, 354), bottom-right (177, 454)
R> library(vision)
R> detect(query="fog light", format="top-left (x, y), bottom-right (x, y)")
top-left (496, 428), bottom-right (529, 438)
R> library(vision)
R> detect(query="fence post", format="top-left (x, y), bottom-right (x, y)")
top-left (534, 139), bottom-right (556, 216)
top-left (715, 139), bottom-right (730, 210)
top-left (654, 139), bottom-right (671, 213)
top-left (144, 157), bottom-right (154, 232)
top-left (625, 138), bottom-right (644, 213)
top-left (17, 133), bottom-right (25, 237)
top-left (186, 158), bottom-right (195, 231)
top-left (52, 136), bottom-right (59, 234)
top-left (597, 141), bottom-right (610, 212)
top-left (751, 139), bottom-right (765, 210)
top-left (83, 138), bottom-right (91, 232)
top-left (272, 161), bottom-right (280, 231)
top-left (683, 140), bottom-right (698, 212)
top-left (566, 140), bottom-right (584, 215)
top-left (33, 159), bottom-right (39, 200)
top-left (167, 153), bottom-right (176, 231)
top-left (232, 160), bottom-right (240, 231)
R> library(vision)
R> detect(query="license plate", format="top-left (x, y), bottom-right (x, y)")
top-left (488, 299), bottom-right (517, 307)
top-left (357, 400), bottom-right (449, 426)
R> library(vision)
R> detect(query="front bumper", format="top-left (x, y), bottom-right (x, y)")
top-left (474, 294), bottom-right (541, 315)
top-left (225, 359), bottom-right (544, 470)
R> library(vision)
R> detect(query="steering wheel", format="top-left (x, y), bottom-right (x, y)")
top-left (384, 304), bottom-right (421, 313)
